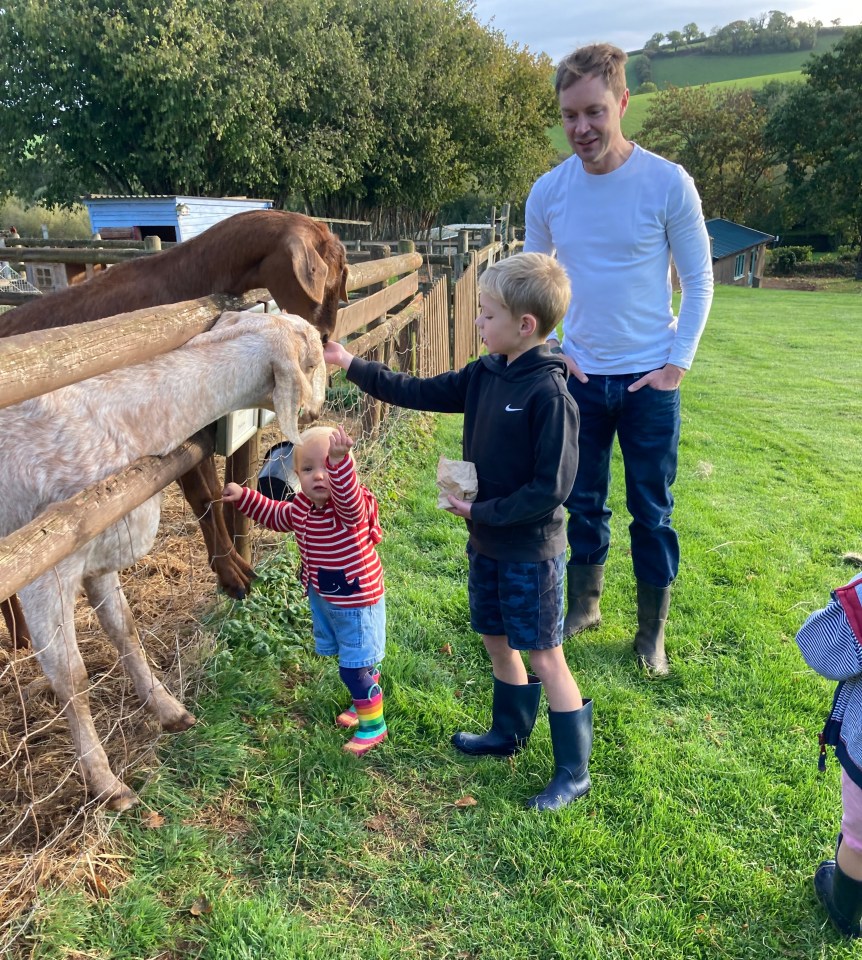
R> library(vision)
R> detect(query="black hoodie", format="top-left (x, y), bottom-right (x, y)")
top-left (347, 344), bottom-right (579, 562)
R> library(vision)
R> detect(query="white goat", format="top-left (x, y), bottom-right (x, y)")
top-left (1, 310), bottom-right (325, 811)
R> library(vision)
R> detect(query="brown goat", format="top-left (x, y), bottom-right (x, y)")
top-left (1, 209), bottom-right (348, 648)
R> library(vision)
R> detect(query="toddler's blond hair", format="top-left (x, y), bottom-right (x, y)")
top-left (293, 425), bottom-right (355, 468)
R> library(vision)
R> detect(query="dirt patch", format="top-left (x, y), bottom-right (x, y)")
top-left (759, 277), bottom-right (819, 291)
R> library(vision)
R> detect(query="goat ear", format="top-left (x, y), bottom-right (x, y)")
top-left (339, 265), bottom-right (349, 303)
top-left (272, 370), bottom-right (304, 447)
top-left (270, 330), bottom-right (308, 445)
top-left (286, 235), bottom-right (328, 305)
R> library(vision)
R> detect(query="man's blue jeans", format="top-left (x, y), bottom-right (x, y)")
top-left (565, 373), bottom-right (681, 588)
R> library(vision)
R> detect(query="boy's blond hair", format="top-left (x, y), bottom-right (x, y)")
top-left (555, 43), bottom-right (628, 99)
top-left (293, 425), bottom-right (354, 467)
top-left (479, 252), bottom-right (571, 338)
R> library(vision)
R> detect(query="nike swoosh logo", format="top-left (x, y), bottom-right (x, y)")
top-left (505, 404), bottom-right (524, 412)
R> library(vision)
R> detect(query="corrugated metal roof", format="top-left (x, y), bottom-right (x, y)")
top-left (706, 218), bottom-right (774, 259)
top-left (82, 194), bottom-right (273, 201)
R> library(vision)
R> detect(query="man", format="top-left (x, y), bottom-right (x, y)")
top-left (524, 43), bottom-right (714, 675)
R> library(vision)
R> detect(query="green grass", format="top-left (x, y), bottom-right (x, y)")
top-left (21, 284), bottom-right (862, 958)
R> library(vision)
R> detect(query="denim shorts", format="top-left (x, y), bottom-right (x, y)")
top-left (466, 542), bottom-right (565, 650)
top-left (307, 586), bottom-right (386, 668)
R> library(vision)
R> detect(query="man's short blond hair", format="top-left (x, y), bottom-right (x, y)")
top-left (555, 43), bottom-right (628, 99)
top-left (479, 253), bottom-right (571, 338)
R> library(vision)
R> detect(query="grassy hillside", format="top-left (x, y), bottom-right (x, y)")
top-left (625, 30), bottom-right (846, 90)
top-left (622, 69), bottom-right (804, 139)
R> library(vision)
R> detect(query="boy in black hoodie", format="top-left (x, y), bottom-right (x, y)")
top-left (323, 252), bottom-right (590, 811)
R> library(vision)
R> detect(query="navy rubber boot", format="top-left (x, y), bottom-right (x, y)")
top-left (814, 859), bottom-right (862, 937)
top-left (452, 675), bottom-right (542, 757)
top-left (526, 699), bottom-right (593, 811)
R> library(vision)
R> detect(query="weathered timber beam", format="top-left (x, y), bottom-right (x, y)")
top-left (0, 290), bottom-right (269, 411)
top-left (334, 273), bottom-right (419, 340)
top-left (3, 247), bottom-right (159, 264)
top-left (334, 292), bottom-right (424, 363)
top-left (0, 431), bottom-right (214, 603)
top-left (345, 252), bottom-right (422, 293)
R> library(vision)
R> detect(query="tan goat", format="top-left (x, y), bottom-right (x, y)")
top-left (1, 310), bottom-right (325, 811)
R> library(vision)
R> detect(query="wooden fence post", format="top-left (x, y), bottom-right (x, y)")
top-left (395, 239), bottom-right (420, 372)
top-left (455, 229), bottom-right (470, 282)
top-left (359, 245), bottom-right (391, 437)
top-left (224, 431), bottom-right (260, 565)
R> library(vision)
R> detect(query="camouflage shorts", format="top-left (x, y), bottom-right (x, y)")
top-left (466, 543), bottom-right (565, 650)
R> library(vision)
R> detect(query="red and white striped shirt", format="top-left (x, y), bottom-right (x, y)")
top-left (234, 455), bottom-right (384, 608)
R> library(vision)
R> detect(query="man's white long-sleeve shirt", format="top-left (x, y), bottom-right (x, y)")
top-left (524, 143), bottom-right (713, 374)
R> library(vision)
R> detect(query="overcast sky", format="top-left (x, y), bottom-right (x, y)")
top-left (471, 1), bottom-right (860, 62)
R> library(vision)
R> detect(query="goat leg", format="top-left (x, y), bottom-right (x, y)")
top-left (22, 575), bottom-right (139, 812)
top-left (84, 573), bottom-right (196, 734)
top-left (176, 457), bottom-right (256, 600)
top-left (1, 595), bottom-right (31, 649)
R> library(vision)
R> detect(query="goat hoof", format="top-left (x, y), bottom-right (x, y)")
top-left (163, 710), bottom-right (196, 733)
top-left (100, 781), bottom-right (140, 813)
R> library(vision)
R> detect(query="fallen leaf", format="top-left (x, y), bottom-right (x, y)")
top-left (189, 895), bottom-right (213, 916)
top-left (364, 815), bottom-right (388, 832)
top-left (454, 795), bottom-right (477, 808)
top-left (141, 810), bottom-right (165, 829)
top-left (453, 689), bottom-right (462, 699)
top-left (85, 872), bottom-right (110, 899)
top-left (439, 642), bottom-right (453, 655)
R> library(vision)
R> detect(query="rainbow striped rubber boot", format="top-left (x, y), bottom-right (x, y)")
top-left (336, 667), bottom-right (381, 728)
top-left (343, 684), bottom-right (387, 756)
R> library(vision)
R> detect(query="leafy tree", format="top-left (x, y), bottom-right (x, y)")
top-left (766, 28), bottom-right (862, 277)
top-left (682, 23), bottom-right (701, 44)
top-left (706, 11), bottom-right (819, 54)
top-left (0, 0), bottom-right (556, 236)
top-left (305, 0), bottom-right (557, 235)
top-left (0, 0), bottom-right (375, 205)
top-left (638, 85), bottom-right (777, 223)
top-left (644, 32), bottom-right (665, 52)
top-left (634, 54), bottom-right (653, 86)
top-left (665, 30), bottom-right (683, 51)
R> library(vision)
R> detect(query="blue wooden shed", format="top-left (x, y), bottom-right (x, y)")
top-left (82, 195), bottom-right (273, 243)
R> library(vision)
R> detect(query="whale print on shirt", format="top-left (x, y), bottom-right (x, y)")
top-left (317, 567), bottom-right (361, 596)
